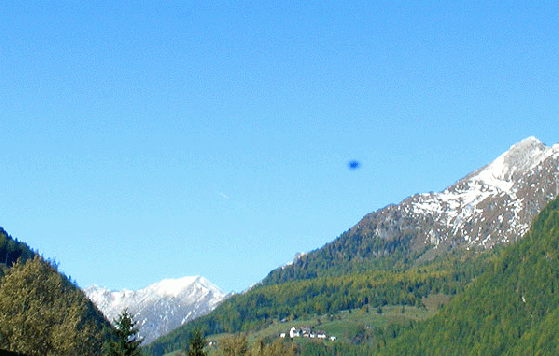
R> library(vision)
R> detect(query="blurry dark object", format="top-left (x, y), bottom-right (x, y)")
top-left (348, 160), bottom-right (360, 170)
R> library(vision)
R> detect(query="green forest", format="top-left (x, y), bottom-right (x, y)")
top-left (146, 196), bottom-right (559, 356)
top-left (0, 254), bottom-right (113, 355)
top-left (0, 228), bottom-right (120, 355)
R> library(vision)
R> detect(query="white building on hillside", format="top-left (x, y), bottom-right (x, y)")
top-left (289, 327), bottom-right (301, 338)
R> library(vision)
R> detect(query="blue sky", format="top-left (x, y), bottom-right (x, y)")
top-left (1, 1), bottom-right (558, 293)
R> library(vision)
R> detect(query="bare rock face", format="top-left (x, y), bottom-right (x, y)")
top-left (351, 137), bottom-right (559, 254)
top-left (84, 276), bottom-right (228, 344)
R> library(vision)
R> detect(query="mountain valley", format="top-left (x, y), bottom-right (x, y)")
top-left (2, 136), bottom-right (559, 355)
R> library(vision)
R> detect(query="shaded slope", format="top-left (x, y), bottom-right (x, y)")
top-left (378, 196), bottom-right (559, 355)
top-left (0, 227), bottom-right (35, 272)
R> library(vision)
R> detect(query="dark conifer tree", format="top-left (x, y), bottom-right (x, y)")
top-left (107, 310), bottom-right (143, 356)
top-left (186, 328), bottom-right (206, 356)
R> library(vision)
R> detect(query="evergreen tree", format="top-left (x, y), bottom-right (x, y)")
top-left (186, 328), bottom-right (206, 356)
top-left (107, 310), bottom-right (143, 356)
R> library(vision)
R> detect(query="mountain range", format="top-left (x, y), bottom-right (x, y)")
top-left (84, 276), bottom-right (228, 344)
top-left (5, 136), bottom-right (558, 355)
top-left (144, 136), bottom-right (559, 355)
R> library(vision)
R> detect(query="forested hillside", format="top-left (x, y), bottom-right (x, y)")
top-left (144, 240), bottom-right (493, 355)
top-left (378, 196), bottom-right (559, 355)
top-left (0, 228), bottom-right (113, 355)
top-left (0, 227), bottom-right (35, 273)
top-left (262, 228), bottom-right (429, 285)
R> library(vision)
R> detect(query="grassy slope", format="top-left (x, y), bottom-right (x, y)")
top-left (164, 304), bottom-right (438, 355)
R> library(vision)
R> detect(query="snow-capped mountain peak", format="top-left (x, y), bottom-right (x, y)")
top-left (84, 276), bottom-right (228, 344)
top-left (353, 137), bottom-right (559, 251)
top-left (472, 136), bottom-right (554, 188)
top-left (144, 276), bottom-right (220, 299)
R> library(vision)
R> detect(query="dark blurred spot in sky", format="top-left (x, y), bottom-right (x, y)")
top-left (349, 160), bottom-right (360, 170)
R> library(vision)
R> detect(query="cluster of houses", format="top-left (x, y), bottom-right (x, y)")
top-left (279, 326), bottom-right (336, 341)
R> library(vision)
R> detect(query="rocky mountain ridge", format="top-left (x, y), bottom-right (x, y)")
top-left (84, 276), bottom-right (228, 344)
top-left (351, 136), bottom-right (559, 255)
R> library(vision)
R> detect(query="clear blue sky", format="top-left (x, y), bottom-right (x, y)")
top-left (1, 1), bottom-right (558, 293)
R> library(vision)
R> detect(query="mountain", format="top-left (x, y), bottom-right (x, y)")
top-left (265, 137), bottom-right (559, 284)
top-left (378, 195), bottom-right (559, 355)
top-left (145, 137), bottom-right (559, 355)
top-left (84, 276), bottom-right (228, 344)
top-left (358, 136), bottom-right (559, 250)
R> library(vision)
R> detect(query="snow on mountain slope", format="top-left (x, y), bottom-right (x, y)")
top-left (352, 137), bottom-right (559, 252)
top-left (84, 276), bottom-right (228, 344)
